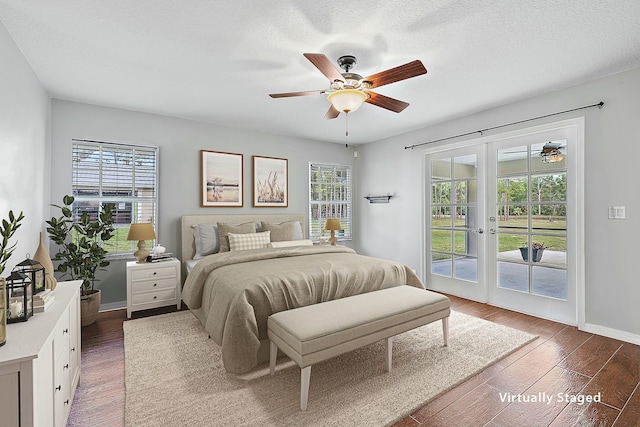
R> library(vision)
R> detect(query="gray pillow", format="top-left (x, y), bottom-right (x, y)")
top-left (217, 222), bottom-right (256, 252)
top-left (192, 224), bottom-right (219, 258)
top-left (260, 221), bottom-right (303, 242)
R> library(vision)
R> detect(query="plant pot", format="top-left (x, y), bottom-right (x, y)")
top-left (519, 247), bottom-right (544, 262)
top-left (81, 289), bottom-right (101, 326)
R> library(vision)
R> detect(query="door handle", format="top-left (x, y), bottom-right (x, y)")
top-left (489, 228), bottom-right (498, 235)
top-left (477, 228), bottom-right (484, 234)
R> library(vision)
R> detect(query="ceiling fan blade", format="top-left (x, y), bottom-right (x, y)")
top-left (324, 105), bottom-right (340, 120)
top-left (303, 53), bottom-right (345, 83)
top-left (269, 90), bottom-right (324, 98)
top-left (364, 60), bottom-right (427, 89)
top-left (365, 92), bottom-right (410, 113)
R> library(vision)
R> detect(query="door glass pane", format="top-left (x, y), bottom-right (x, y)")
top-left (498, 261), bottom-right (529, 292)
top-left (498, 146), bottom-right (528, 174)
top-left (432, 230), bottom-right (452, 252)
top-left (432, 158), bottom-right (451, 179)
top-left (432, 182), bottom-right (451, 204)
top-left (497, 233), bottom-right (526, 262)
top-left (455, 257), bottom-right (477, 282)
top-left (498, 177), bottom-right (528, 203)
top-left (432, 254), bottom-right (452, 276)
top-left (454, 155), bottom-right (477, 178)
top-left (531, 174), bottom-right (567, 202)
top-left (533, 266), bottom-right (567, 299)
top-left (432, 206), bottom-right (451, 226)
top-left (455, 181), bottom-right (468, 204)
top-left (531, 140), bottom-right (567, 172)
top-left (454, 206), bottom-right (466, 227)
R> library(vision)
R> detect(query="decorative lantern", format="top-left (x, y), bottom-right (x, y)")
top-left (15, 255), bottom-right (45, 295)
top-left (6, 270), bottom-right (33, 323)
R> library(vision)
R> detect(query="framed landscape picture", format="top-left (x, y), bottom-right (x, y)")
top-left (252, 155), bottom-right (288, 207)
top-left (201, 150), bottom-right (243, 207)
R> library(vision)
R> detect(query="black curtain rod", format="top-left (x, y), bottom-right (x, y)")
top-left (404, 101), bottom-right (604, 150)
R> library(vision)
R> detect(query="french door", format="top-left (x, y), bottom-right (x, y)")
top-left (425, 145), bottom-right (487, 302)
top-left (425, 120), bottom-right (582, 325)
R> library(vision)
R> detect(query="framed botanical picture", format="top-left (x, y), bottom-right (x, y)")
top-left (252, 155), bottom-right (288, 207)
top-left (201, 150), bottom-right (243, 207)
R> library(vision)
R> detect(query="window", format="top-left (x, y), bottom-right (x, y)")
top-left (72, 140), bottom-right (158, 257)
top-left (309, 163), bottom-right (352, 241)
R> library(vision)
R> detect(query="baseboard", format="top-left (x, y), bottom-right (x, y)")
top-left (582, 322), bottom-right (640, 346)
top-left (99, 300), bottom-right (127, 312)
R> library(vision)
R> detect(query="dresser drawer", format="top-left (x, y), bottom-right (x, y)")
top-left (131, 288), bottom-right (177, 305)
top-left (53, 306), bottom-right (71, 359)
top-left (131, 276), bottom-right (177, 293)
top-left (130, 265), bottom-right (177, 281)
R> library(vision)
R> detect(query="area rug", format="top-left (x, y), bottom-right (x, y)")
top-left (124, 310), bottom-right (536, 427)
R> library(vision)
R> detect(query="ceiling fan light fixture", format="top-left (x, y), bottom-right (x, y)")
top-left (327, 89), bottom-right (368, 113)
top-left (540, 143), bottom-right (565, 164)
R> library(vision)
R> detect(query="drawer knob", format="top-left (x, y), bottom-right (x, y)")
top-left (153, 271), bottom-right (157, 275)
top-left (153, 296), bottom-right (157, 300)
top-left (71, 347), bottom-right (76, 352)
top-left (63, 328), bottom-right (69, 334)
top-left (153, 283), bottom-right (157, 287)
top-left (64, 399), bottom-right (70, 405)
top-left (56, 385), bottom-right (61, 391)
top-left (64, 364), bottom-right (69, 370)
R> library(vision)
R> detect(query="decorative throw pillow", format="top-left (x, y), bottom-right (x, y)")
top-left (192, 223), bottom-right (219, 258)
top-left (268, 239), bottom-right (313, 248)
top-left (217, 222), bottom-right (256, 252)
top-left (260, 221), bottom-right (303, 242)
top-left (228, 231), bottom-right (271, 251)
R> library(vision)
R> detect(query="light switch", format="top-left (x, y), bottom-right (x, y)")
top-left (608, 206), bottom-right (625, 219)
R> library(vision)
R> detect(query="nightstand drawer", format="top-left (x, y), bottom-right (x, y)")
top-left (131, 288), bottom-right (177, 305)
top-left (131, 276), bottom-right (177, 292)
top-left (130, 265), bottom-right (177, 281)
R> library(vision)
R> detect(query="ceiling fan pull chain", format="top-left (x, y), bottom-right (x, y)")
top-left (345, 112), bottom-right (349, 148)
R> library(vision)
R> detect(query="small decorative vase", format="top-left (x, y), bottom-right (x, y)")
top-left (0, 278), bottom-right (6, 346)
top-left (33, 232), bottom-right (57, 291)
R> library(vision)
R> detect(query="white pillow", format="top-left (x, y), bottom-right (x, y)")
top-left (228, 231), bottom-right (271, 251)
top-left (192, 224), bottom-right (219, 259)
top-left (268, 239), bottom-right (313, 248)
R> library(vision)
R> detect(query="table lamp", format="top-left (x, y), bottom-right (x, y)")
top-left (127, 223), bottom-right (156, 263)
top-left (323, 218), bottom-right (341, 246)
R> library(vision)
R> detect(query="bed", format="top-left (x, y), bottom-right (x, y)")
top-left (180, 214), bottom-right (425, 374)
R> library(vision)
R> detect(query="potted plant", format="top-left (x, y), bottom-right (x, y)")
top-left (0, 210), bottom-right (25, 346)
top-left (46, 195), bottom-right (115, 326)
top-left (519, 242), bottom-right (546, 262)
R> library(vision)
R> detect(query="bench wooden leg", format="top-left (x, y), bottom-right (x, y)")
top-left (269, 341), bottom-right (277, 375)
top-left (442, 317), bottom-right (449, 347)
top-left (300, 366), bottom-right (311, 410)
top-left (385, 336), bottom-right (393, 372)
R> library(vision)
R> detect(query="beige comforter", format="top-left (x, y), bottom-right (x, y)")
top-left (182, 245), bottom-right (424, 373)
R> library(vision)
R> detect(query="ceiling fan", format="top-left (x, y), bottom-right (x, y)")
top-left (269, 53), bottom-right (427, 119)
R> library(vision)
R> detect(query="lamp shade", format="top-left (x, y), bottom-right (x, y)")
top-left (126, 223), bottom-right (156, 241)
top-left (323, 218), bottom-right (342, 231)
top-left (327, 89), bottom-right (368, 113)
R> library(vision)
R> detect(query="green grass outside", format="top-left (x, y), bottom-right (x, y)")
top-left (431, 217), bottom-right (566, 256)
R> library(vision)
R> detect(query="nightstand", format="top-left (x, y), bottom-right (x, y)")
top-left (126, 258), bottom-right (181, 318)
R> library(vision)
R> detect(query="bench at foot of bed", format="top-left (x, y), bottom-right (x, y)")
top-left (267, 286), bottom-right (451, 410)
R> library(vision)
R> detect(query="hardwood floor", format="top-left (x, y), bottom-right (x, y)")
top-left (67, 297), bottom-right (640, 427)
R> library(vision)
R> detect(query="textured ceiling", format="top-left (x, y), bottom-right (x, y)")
top-left (1, 0), bottom-right (639, 144)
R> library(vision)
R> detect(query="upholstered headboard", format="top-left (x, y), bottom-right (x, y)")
top-left (180, 213), bottom-right (306, 263)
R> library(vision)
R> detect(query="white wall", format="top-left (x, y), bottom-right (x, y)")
top-left (357, 67), bottom-right (640, 342)
top-left (50, 100), bottom-right (356, 307)
top-left (0, 20), bottom-right (50, 276)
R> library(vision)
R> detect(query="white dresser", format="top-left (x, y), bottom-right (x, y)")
top-left (126, 259), bottom-right (181, 318)
top-left (0, 280), bottom-right (81, 427)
